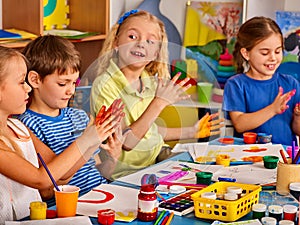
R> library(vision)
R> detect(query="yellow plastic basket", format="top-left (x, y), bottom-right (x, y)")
top-left (191, 182), bottom-right (262, 222)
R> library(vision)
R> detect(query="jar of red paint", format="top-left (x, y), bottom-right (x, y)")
top-left (243, 132), bottom-right (257, 144)
top-left (97, 209), bottom-right (115, 225)
top-left (137, 184), bottom-right (158, 221)
top-left (283, 204), bottom-right (297, 222)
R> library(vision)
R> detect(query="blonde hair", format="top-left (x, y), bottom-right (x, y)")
top-left (0, 46), bottom-right (26, 157)
top-left (97, 10), bottom-right (170, 79)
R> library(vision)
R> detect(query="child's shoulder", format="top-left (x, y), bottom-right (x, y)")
top-left (8, 117), bottom-right (30, 135)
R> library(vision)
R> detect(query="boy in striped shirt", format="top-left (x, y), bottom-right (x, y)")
top-left (18, 35), bottom-right (123, 207)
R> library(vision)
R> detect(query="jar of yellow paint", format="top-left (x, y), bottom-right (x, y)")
top-left (216, 154), bottom-right (230, 167)
top-left (30, 201), bottom-right (47, 220)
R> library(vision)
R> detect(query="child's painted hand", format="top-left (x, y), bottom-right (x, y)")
top-left (100, 123), bottom-right (124, 161)
top-left (155, 72), bottom-right (192, 106)
top-left (194, 112), bottom-right (225, 138)
top-left (272, 87), bottom-right (296, 114)
top-left (95, 99), bottom-right (125, 125)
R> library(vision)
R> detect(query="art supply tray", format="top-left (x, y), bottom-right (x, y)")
top-left (191, 182), bottom-right (262, 222)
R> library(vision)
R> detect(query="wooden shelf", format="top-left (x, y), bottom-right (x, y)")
top-left (1, 0), bottom-right (109, 77)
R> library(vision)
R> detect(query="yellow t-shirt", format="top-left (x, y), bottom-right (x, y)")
top-left (90, 59), bottom-right (164, 179)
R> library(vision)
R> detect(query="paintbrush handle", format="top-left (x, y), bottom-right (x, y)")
top-left (37, 153), bottom-right (60, 191)
top-left (293, 148), bottom-right (300, 164)
top-left (280, 149), bottom-right (289, 164)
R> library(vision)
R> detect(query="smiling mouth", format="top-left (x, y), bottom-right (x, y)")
top-left (266, 64), bottom-right (276, 70)
top-left (130, 51), bottom-right (145, 57)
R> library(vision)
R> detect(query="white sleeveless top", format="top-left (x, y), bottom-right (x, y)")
top-left (0, 118), bottom-right (41, 224)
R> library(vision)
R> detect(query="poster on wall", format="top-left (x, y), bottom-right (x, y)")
top-left (183, 0), bottom-right (243, 55)
top-left (183, 1), bottom-right (243, 87)
top-left (276, 11), bottom-right (300, 63)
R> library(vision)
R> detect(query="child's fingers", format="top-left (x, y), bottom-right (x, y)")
top-left (111, 98), bottom-right (122, 114)
top-left (209, 130), bottom-right (221, 136)
top-left (180, 84), bottom-right (192, 92)
top-left (210, 123), bottom-right (224, 131)
top-left (278, 86), bottom-right (283, 96)
top-left (95, 105), bottom-right (106, 124)
top-left (209, 112), bottom-right (220, 120)
top-left (210, 118), bottom-right (225, 126)
top-left (177, 77), bottom-right (190, 87)
top-left (170, 72), bottom-right (182, 84)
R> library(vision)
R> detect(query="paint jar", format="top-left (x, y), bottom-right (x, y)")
top-left (261, 217), bottom-right (277, 225)
top-left (216, 154), bottom-right (230, 167)
top-left (279, 220), bottom-right (295, 225)
top-left (137, 184), bottom-right (158, 221)
top-left (268, 205), bottom-right (283, 222)
top-left (252, 203), bottom-right (267, 220)
top-left (243, 132), bottom-right (257, 144)
top-left (289, 182), bottom-right (300, 201)
top-left (276, 162), bottom-right (300, 195)
top-left (195, 171), bottom-right (213, 185)
top-left (200, 192), bottom-right (216, 213)
top-left (201, 192), bottom-right (217, 200)
top-left (97, 209), bottom-right (115, 225)
top-left (46, 209), bottom-right (57, 219)
top-left (224, 193), bottom-right (238, 201)
top-left (29, 201), bottom-right (47, 220)
top-left (283, 204), bottom-right (297, 221)
top-left (226, 186), bottom-right (243, 199)
top-left (263, 156), bottom-right (279, 169)
top-left (257, 133), bottom-right (272, 144)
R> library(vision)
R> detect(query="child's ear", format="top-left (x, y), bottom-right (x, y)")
top-left (240, 48), bottom-right (249, 61)
top-left (27, 71), bottom-right (41, 88)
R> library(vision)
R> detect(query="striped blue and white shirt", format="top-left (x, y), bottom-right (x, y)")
top-left (18, 107), bottom-right (107, 206)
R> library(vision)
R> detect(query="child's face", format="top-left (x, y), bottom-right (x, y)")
top-left (243, 33), bottom-right (283, 80)
top-left (0, 56), bottom-right (31, 116)
top-left (115, 17), bottom-right (161, 71)
top-left (36, 71), bottom-right (79, 113)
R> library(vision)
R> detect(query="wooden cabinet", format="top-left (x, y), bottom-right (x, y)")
top-left (2, 0), bottom-right (109, 77)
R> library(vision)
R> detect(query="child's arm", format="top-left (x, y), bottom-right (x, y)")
top-left (0, 114), bottom-right (117, 190)
top-left (230, 87), bottom-right (295, 133)
top-left (292, 103), bottom-right (300, 136)
top-left (96, 124), bottom-right (124, 180)
top-left (122, 73), bottom-right (191, 150)
top-left (157, 112), bottom-right (224, 141)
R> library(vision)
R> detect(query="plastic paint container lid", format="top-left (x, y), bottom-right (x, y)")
top-left (226, 186), bottom-right (243, 194)
top-left (218, 138), bottom-right (234, 144)
top-left (279, 220), bottom-right (295, 225)
top-left (224, 193), bottom-right (238, 201)
top-left (195, 171), bottom-right (213, 185)
top-left (263, 156), bottom-right (279, 169)
top-left (201, 192), bottom-right (217, 199)
top-left (196, 171), bottom-right (213, 179)
top-left (289, 182), bottom-right (300, 191)
top-left (283, 204), bottom-right (297, 213)
top-left (252, 203), bottom-right (267, 212)
top-left (169, 185), bottom-right (186, 194)
top-left (268, 205), bottom-right (283, 213)
top-left (261, 217), bottom-right (277, 225)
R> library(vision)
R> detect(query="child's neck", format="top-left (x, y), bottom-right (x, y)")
top-left (29, 101), bottom-right (60, 117)
top-left (121, 67), bottom-right (144, 92)
top-left (121, 66), bottom-right (144, 82)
